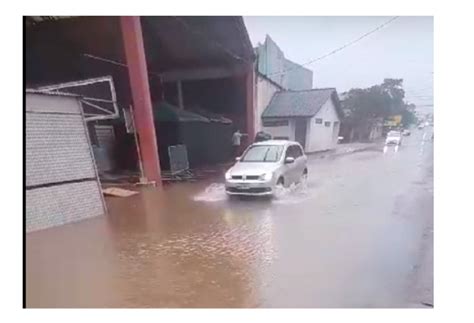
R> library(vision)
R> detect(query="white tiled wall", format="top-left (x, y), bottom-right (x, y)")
top-left (26, 181), bottom-right (104, 232)
top-left (26, 113), bottom-right (96, 186)
top-left (26, 93), bottom-right (105, 232)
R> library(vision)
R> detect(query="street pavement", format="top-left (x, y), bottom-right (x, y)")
top-left (26, 128), bottom-right (433, 308)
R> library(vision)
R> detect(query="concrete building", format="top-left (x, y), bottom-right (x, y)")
top-left (254, 35), bottom-right (313, 134)
top-left (254, 72), bottom-right (284, 133)
top-left (261, 88), bottom-right (343, 152)
top-left (255, 35), bottom-right (313, 91)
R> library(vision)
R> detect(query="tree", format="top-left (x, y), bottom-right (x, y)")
top-left (342, 78), bottom-right (414, 123)
top-left (341, 79), bottom-right (417, 141)
top-left (401, 108), bottom-right (417, 127)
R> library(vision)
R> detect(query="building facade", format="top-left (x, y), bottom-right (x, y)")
top-left (255, 35), bottom-right (313, 91)
top-left (254, 73), bottom-right (283, 133)
top-left (261, 88), bottom-right (342, 153)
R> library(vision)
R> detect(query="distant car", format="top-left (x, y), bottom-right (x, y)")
top-left (254, 131), bottom-right (272, 142)
top-left (385, 130), bottom-right (403, 145)
top-left (402, 129), bottom-right (411, 136)
top-left (418, 124), bottom-right (424, 130)
top-left (225, 140), bottom-right (308, 196)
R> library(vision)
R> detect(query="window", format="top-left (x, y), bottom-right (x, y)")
top-left (293, 145), bottom-right (303, 157)
top-left (274, 136), bottom-right (289, 140)
top-left (285, 145), bottom-right (302, 159)
top-left (315, 118), bottom-right (323, 124)
top-left (263, 119), bottom-right (289, 127)
top-left (241, 145), bottom-right (284, 162)
top-left (285, 145), bottom-right (296, 159)
top-left (324, 121), bottom-right (331, 127)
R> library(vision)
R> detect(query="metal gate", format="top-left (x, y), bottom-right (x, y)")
top-left (26, 91), bottom-right (106, 232)
top-left (168, 144), bottom-right (189, 174)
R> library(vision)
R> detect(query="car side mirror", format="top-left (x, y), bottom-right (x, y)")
top-left (235, 157), bottom-right (241, 161)
top-left (284, 157), bottom-right (295, 164)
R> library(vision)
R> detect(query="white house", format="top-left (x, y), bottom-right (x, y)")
top-left (260, 88), bottom-right (342, 153)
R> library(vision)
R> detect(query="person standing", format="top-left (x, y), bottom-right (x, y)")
top-left (232, 129), bottom-right (247, 158)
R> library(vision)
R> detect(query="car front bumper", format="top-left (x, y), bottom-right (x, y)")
top-left (225, 179), bottom-right (275, 196)
top-left (385, 140), bottom-right (400, 145)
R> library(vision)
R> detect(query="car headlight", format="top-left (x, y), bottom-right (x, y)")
top-left (259, 172), bottom-right (273, 181)
top-left (225, 171), bottom-right (232, 180)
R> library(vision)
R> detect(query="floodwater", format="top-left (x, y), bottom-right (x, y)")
top-left (26, 129), bottom-right (433, 308)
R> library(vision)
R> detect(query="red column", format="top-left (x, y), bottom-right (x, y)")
top-left (120, 16), bottom-right (161, 184)
top-left (245, 64), bottom-right (255, 145)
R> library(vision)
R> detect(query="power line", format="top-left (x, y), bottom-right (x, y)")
top-left (264, 16), bottom-right (400, 78)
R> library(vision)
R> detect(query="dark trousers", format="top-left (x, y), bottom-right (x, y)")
top-left (232, 145), bottom-right (240, 158)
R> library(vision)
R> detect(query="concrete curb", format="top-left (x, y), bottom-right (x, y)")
top-left (308, 144), bottom-right (379, 160)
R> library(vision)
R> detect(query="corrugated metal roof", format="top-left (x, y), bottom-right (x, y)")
top-left (262, 88), bottom-right (339, 118)
top-left (25, 89), bottom-right (80, 98)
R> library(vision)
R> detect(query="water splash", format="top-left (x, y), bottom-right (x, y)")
top-left (194, 177), bottom-right (312, 205)
top-left (273, 177), bottom-right (311, 205)
top-left (193, 183), bottom-right (228, 202)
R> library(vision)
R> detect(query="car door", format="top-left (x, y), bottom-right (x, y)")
top-left (293, 144), bottom-right (306, 179)
top-left (283, 145), bottom-right (297, 184)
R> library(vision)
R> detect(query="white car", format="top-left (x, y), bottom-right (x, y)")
top-left (385, 130), bottom-right (403, 145)
top-left (225, 140), bottom-right (308, 196)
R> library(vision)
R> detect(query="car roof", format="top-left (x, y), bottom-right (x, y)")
top-left (251, 140), bottom-right (300, 147)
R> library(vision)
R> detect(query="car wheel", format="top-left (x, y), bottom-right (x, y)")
top-left (277, 176), bottom-right (284, 187)
top-left (298, 169), bottom-right (308, 183)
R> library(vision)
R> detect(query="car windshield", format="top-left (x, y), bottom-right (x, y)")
top-left (388, 131), bottom-right (401, 137)
top-left (240, 145), bottom-right (283, 162)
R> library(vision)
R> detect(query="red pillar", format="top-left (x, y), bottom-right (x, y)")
top-left (245, 64), bottom-right (255, 145)
top-left (120, 16), bottom-right (161, 184)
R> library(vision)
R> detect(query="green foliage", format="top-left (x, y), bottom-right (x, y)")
top-left (342, 78), bottom-right (417, 126)
top-left (401, 109), bottom-right (417, 126)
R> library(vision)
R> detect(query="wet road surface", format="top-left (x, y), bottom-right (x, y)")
top-left (26, 129), bottom-right (433, 308)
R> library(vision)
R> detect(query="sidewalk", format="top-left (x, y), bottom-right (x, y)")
top-left (308, 140), bottom-right (382, 159)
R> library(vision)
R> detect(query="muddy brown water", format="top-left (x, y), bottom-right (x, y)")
top-left (26, 130), bottom-right (433, 308)
top-left (26, 182), bottom-right (278, 308)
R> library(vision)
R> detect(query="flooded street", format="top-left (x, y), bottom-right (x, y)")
top-left (26, 129), bottom-right (433, 308)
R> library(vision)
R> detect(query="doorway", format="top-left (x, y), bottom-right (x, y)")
top-left (294, 118), bottom-right (307, 149)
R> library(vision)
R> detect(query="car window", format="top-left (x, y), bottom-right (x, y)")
top-left (294, 145), bottom-right (303, 157)
top-left (285, 145), bottom-right (298, 159)
top-left (241, 145), bottom-right (283, 162)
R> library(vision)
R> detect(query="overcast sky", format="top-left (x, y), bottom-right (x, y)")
top-left (243, 16), bottom-right (433, 107)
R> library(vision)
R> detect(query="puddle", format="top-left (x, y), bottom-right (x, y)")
top-left (384, 145), bottom-right (399, 154)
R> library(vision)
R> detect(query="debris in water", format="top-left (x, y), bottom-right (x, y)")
top-left (103, 187), bottom-right (138, 197)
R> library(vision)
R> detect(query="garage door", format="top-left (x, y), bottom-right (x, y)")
top-left (26, 92), bottom-right (106, 232)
